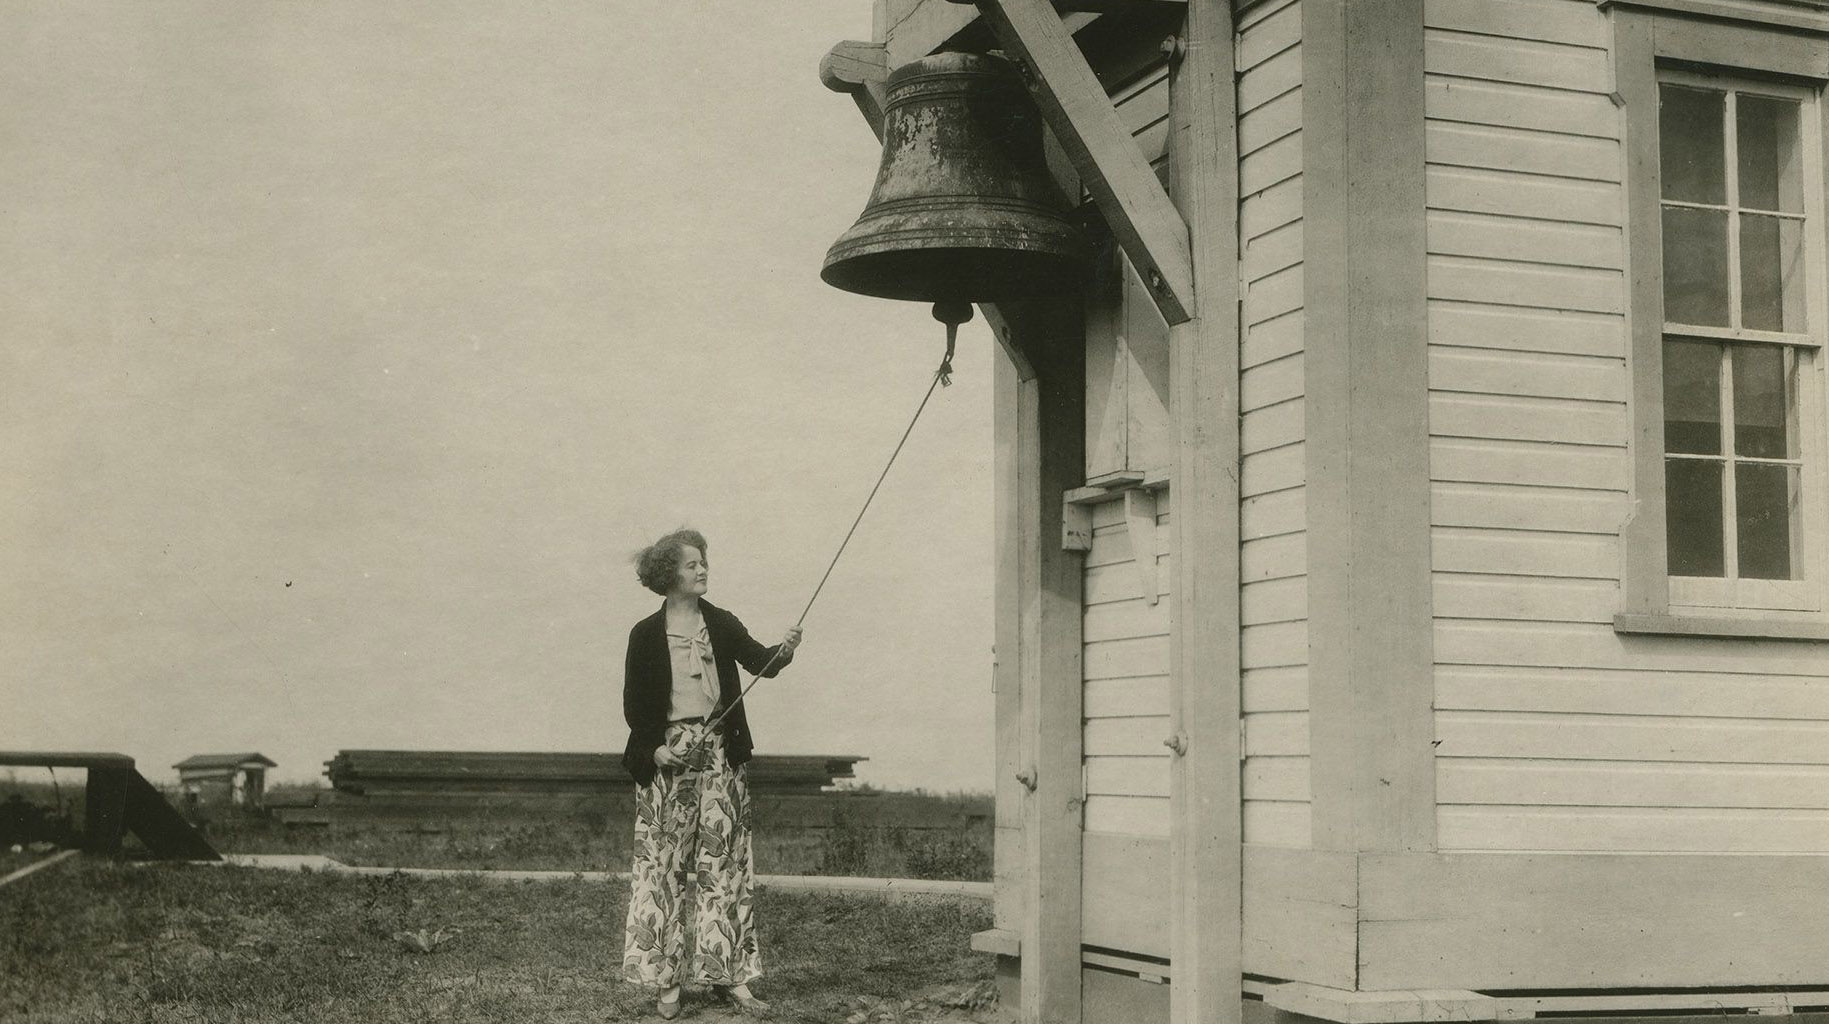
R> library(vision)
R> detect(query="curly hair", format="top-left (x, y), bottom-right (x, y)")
top-left (634, 528), bottom-right (708, 596)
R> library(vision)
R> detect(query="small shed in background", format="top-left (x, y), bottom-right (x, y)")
top-left (172, 753), bottom-right (275, 810)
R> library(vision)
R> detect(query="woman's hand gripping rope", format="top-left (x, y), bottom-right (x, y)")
top-left (671, 304), bottom-right (967, 775)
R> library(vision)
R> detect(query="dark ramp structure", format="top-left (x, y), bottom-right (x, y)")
top-left (0, 751), bottom-right (219, 860)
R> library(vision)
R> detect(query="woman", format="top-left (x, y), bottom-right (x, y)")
top-left (620, 528), bottom-right (802, 1019)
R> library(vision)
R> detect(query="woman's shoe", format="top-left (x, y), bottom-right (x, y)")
top-left (716, 985), bottom-right (772, 1018)
top-left (657, 987), bottom-right (682, 1020)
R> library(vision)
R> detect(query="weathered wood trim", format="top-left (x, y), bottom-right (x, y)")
top-left (1613, 611), bottom-right (1829, 639)
top-left (1302, 0), bottom-right (1435, 856)
top-left (1599, 0), bottom-right (1829, 35)
top-left (994, 343), bottom-right (1028, 975)
top-left (1651, 15), bottom-right (1829, 76)
top-left (1010, 299), bottom-right (1087, 1024)
top-left (1241, 845), bottom-right (1358, 990)
top-left (820, 40), bottom-right (891, 136)
top-left (1614, 11), bottom-right (1670, 619)
top-left (1356, 851), bottom-right (1829, 990)
top-left (975, 0), bottom-right (1197, 324)
top-left (1167, 2), bottom-right (1245, 1022)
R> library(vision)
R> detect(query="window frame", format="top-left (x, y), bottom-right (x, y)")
top-left (1614, 4), bottom-right (1829, 640)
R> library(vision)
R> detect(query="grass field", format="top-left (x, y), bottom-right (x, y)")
top-left (0, 855), bottom-right (997, 1024)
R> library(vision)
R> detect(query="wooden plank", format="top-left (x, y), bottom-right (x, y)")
top-left (1243, 801), bottom-right (1315, 846)
top-left (1429, 393), bottom-right (1625, 446)
top-left (1241, 352), bottom-right (1303, 410)
top-left (1429, 300), bottom-right (1622, 358)
top-left (1430, 437), bottom-right (1626, 491)
top-left (1304, 0), bottom-right (1436, 855)
top-left (1427, 211), bottom-right (1621, 270)
top-left (1242, 309), bottom-right (1304, 369)
top-left (1433, 619), bottom-right (1829, 675)
top-left (1082, 832), bottom-right (1170, 952)
top-left (1085, 561), bottom-right (1170, 605)
top-left (1085, 715), bottom-right (1174, 757)
top-left (1241, 486), bottom-right (1304, 541)
top-left (1243, 220), bottom-right (1303, 284)
top-left (1083, 598), bottom-right (1170, 643)
top-left (884, 0), bottom-right (977, 68)
top-left (1238, 43), bottom-right (1303, 114)
top-left (1424, 76), bottom-right (1619, 139)
top-left (1429, 347), bottom-right (1624, 403)
top-left (1434, 574), bottom-right (1618, 623)
top-left (1241, 130), bottom-right (1303, 194)
top-left (1245, 710), bottom-right (1310, 755)
top-left (1083, 967), bottom-right (1171, 1021)
top-left (1425, 121), bottom-right (1619, 183)
top-left (1651, 13), bottom-right (1829, 78)
top-left (1241, 532), bottom-right (1307, 583)
top-left (1237, 0), bottom-right (1301, 71)
top-left (1241, 442), bottom-right (1305, 497)
top-left (1425, 28), bottom-right (1611, 93)
top-left (1242, 575), bottom-right (1308, 627)
top-left (1433, 527), bottom-right (1620, 579)
top-left (1438, 758), bottom-right (1829, 809)
top-left (1241, 174), bottom-right (1303, 237)
top-left (1357, 851), bottom-right (1829, 988)
top-left (1245, 756), bottom-right (1313, 802)
top-left (1086, 755), bottom-right (1172, 798)
top-left (1429, 256), bottom-right (1623, 315)
top-left (975, 0), bottom-right (1194, 324)
top-left (1084, 675), bottom-right (1170, 718)
top-left (1436, 709), bottom-right (1829, 766)
top-left (1241, 92), bottom-right (1304, 162)
top-left (1241, 846), bottom-right (1357, 987)
top-left (1243, 665), bottom-right (1310, 713)
top-left (1084, 793), bottom-right (1170, 836)
top-left (1433, 482), bottom-right (1626, 534)
top-left (1245, 263), bottom-right (1304, 326)
top-left (1435, 664), bottom-right (1829, 719)
top-left (1440, 804), bottom-right (1829, 852)
top-left (1085, 635), bottom-right (1171, 679)
top-left (1424, 0), bottom-right (1607, 48)
top-left (1427, 167), bottom-right (1621, 227)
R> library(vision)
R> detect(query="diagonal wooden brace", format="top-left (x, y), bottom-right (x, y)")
top-left (973, 0), bottom-right (1196, 324)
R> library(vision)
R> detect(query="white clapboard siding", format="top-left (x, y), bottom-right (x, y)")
top-left (1436, 664), bottom-right (1829, 719)
top-left (1083, 505), bottom-right (1172, 838)
top-left (1426, 121), bottom-right (1620, 183)
top-left (1439, 806), bottom-right (1829, 853)
top-left (1430, 301), bottom-right (1623, 359)
top-left (1434, 481), bottom-right (1629, 535)
top-left (1237, 0), bottom-right (1309, 848)
top-left (1420, 1), bottom-right (1829, 856)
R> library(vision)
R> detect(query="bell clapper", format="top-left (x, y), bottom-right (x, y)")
top-left (932, 301), bottom-right (972, 387)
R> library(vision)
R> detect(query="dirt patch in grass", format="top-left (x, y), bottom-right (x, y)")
top-left (0, 859), bottom-right (996, 1023)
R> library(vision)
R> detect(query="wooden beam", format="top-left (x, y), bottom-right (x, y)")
top-left (974, 0), bottom-right (1196, 325)
top-left (819, 40), bottom-right (891, 140)
top-left (1302, 0), bottom-right (1436, 856)
top-left (1167, 2), bottom-right (1243, 1022)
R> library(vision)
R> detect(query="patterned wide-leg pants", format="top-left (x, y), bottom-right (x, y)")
top-left (621, 721), bottom-right (761, 988)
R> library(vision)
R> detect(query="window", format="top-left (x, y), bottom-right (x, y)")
top-left (1657, 73), bottom-right (1824, 613)
top-left (1611, 6), bottom-right (1829, 639)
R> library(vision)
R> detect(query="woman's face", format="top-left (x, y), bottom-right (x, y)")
top-left (672, 545), bottom-right (709, 597)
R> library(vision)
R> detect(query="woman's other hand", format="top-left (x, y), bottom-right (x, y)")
top-left (654, 744), bottom-right (686, 770)
top-left (782, 626), bottom-right (804, 653)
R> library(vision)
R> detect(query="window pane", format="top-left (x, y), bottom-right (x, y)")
top-left (1660, 85), bottom-right (1726, 204)
top-left (1737, 94), bottom-right (1804, 213)
top-left (1740, 214), bottom-right (1808, 333)
top-left (1736, 463), bottom-right (1801, 580)
top-left (1732, 343), bottom-right (1799, 459)
top-left (1664, 338), bottom-right (1722, 454)
top-left (1667, 458), bottom-right (1725, 577)
top-left (1662, 207), bottom-right (1731, 326)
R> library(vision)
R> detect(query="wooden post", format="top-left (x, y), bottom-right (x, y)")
top-left (1302, 0), bottom-right (1435, 855)
top-left (1004, 297), bottom-right (1086, 1024)
top-left (1168, 2), bottom-right (1243, 1023)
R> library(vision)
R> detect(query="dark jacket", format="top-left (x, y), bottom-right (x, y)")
top-left (621, 599), bottom-right (793, 786)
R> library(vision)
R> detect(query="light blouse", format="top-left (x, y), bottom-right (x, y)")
top-left (665, 622), bottom-right (720, 721)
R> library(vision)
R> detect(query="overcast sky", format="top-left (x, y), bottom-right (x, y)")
top-left (0, 3), bottom-right (999, 793)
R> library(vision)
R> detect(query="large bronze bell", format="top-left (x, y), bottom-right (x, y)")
top-left (823, 51), bottom-right (1088, 304)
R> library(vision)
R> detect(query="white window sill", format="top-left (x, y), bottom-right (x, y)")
top-left (1614, 612), bottom-right (1829, 641)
